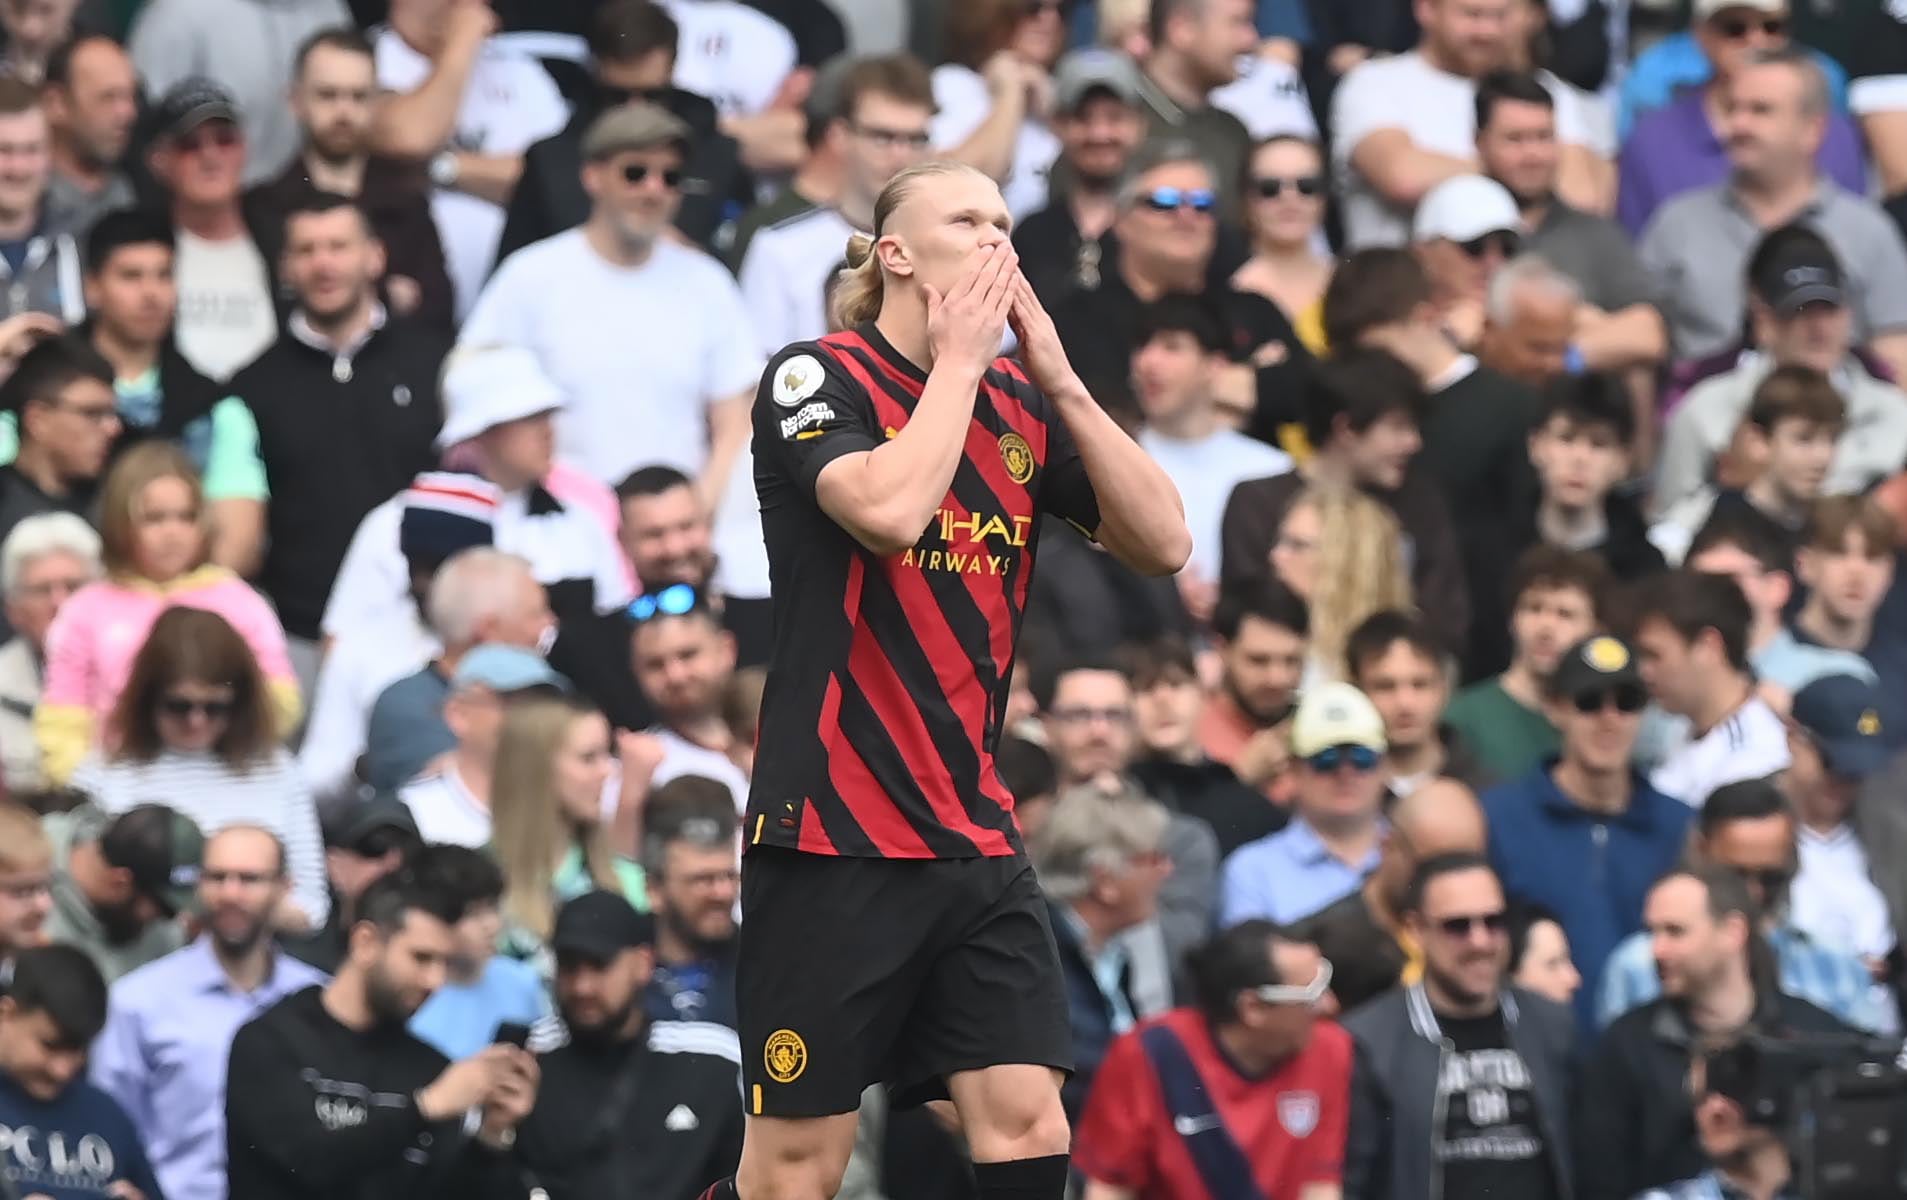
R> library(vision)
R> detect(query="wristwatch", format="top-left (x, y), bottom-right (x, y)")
top-left (429, 150), bottom-right (461, 189)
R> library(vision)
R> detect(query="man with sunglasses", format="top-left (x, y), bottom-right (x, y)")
top-left (1073, 920), bottom-right (1350, 1200)
top-left (1482, 634), bottom-right (1693, 1029)
top-left (1344, 853), bottom-right (1577, 1200)
top-left (284, 794), bottom-right (421, 975)
top-left (628, 583), bottom-right (748, 809)
top-left (1410, 174), bottom-right (1523, 349)
top-left (41, 801), bottom-right (202, 983)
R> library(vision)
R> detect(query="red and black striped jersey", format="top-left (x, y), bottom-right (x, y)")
top-left (746, 323), bottom-right (1101, 859)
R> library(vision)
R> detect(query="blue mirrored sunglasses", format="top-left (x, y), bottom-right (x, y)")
top-left (627, 582), bottom-right (700, 623)
top-left (1138, 186), bottom-right (1217, 214)
top-left (1305, 744), bottom-right (1381, 773)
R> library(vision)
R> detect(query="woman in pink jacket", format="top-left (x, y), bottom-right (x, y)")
top-left (35, 442), bottom-right (299, 784)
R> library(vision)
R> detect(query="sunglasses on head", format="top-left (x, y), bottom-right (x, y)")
top-left (628, 582), bottom-right (701, 623)
top-left (1435, 910), bottom-right (1509, 939)
top-left (1715, 14), bottom-right (1785, 39)
top-left (159, 694), bottom-right (234, 721)
top-left (1138, 186), bottom-right (1217, 214)
top-left (1253, 175), bottom-right (1324, 200)
top-left (1252, 958), bottom-right (1333, 1007)
top-left (1572, 684), bottom-right (1647, 715)
top-left (175, 123), bottom-right (239, 154)
top-left (1460, 231), bottom-right (1521, 260)
top-left (620, 163), bottom-right (684, 188)
top-left (1305, 744), bottom-right (1381, 773)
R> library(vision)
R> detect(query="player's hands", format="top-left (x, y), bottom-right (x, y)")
top-left (926, 242), bottom-right (1016, 378)
top-left (417, 1046), bottom-right (516, 1120)
top-left (1007, 272), bottom-right (1081, 399)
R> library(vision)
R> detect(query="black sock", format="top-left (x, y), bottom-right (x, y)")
top-left (972, 1154), bottom-right (1070, 1200)
top-left (696, 1180), bottom-right (740, 1200)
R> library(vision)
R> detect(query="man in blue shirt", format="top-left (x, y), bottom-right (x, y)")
top-left (407, 844), bottom-right (546, 1060)
top-left (92, 825), bottom-right (327, 1200)
top-left (1482, 634), bottom-right (1693, 1029)
top-left (0, 943), bottom-right (165, 1200)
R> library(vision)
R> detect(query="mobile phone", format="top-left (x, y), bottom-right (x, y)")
top-left (494, 1021), bottom-right (532, 1049)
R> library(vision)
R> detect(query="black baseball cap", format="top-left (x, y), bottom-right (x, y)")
top-left (322, 795), bottom-right (420, 853)
top-left (1547, 634), bottom-right (1644, 700)
top-left (1751, 237), bottom-right (1846, 316)
top-left (96, 804), bottom-right (204, 917)
top-left (550, 891), bottom-right (654, 963)
top-left (1791, 673), bottom-right (1888, 778)
top-left (152, 77), bottom-right (240, 143)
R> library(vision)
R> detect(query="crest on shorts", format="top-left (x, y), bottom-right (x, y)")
top-left (764, 1029), bottom-right (808, 1083)
top-left (999, 432), bottom-right (1034, 485)
top-left (774, 355), bottom-right (825, 408)
top-left (1584, 636), bottom-right (1629, 673)
top-left (1277, 1090), bottom-right (1320, 1138)
top-left (1860, 709), bottom-right (1883, 737)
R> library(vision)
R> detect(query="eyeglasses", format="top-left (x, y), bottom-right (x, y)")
top-left (176, 124), bottom-right (240, 155)
top-left (1304, 744), bottom-right (1381, 773)
top-left (201, 869), bottom-right (278, 887)
top-left (621, 163), bottom-right (684, 188)
top-left (1715, 14), bottom-right (1786, 40)
top-left (1049, 706), bottom-right (1134, 727)
top-left (158, 695), bottom-right (235, 721)
top-left (851, 123), bottom-right (932, 151)
top-left (1460, 231), bottom-right (1521, 259)
top-left (628, 582), bottom-right (701, 623)
top-left (44, 399), bottom-right (121, 425)
top-left (1435, 911), bottom-right (1509, 939)
top-left (1252, 958), bottom-right (1333, 1007)
top-left (1734, 865), bottom-right (1794, 895)
top-left (1572, 685), bottom-right (1647, 715)
top-left (1253, 175), bottom-right (1324, 200)
top-left (1137, 187), bottom-right (1217, 214)
top-left (14, 576), bottom-right (88, 601)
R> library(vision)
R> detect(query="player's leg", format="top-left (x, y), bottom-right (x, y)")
top-left (700, 1111), bottom-right (860, 1200)
top-left (948, 1063), bottom-right (1072, 1197)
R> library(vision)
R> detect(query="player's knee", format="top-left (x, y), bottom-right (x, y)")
top-left (736, 1116), bottom-right (857, 1200)
top-left (736, 1155), bottom-right (850, 1200)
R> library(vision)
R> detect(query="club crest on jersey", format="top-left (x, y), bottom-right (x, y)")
top-left (1277, 1090), bottom-right (1320, 1137)
top-left (774, 355), bottom-right (825, 408)
top-left (999, 432), bottom-right (1034, 484)
top-left (764, 1029), bottom-right (808, 1083)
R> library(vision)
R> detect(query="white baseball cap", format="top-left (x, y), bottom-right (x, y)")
top-left (1289, 682), bottom-right (1388, 758)
top-left (1693, 0), bottom-right (1785, 21)
top-left (435, 345), bottom-right (567, 448)
top-left (1412, 175), bottom-right (1521, 245)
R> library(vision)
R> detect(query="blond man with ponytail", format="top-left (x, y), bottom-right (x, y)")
top-left (704, 160), bottom-right (1190, 1200)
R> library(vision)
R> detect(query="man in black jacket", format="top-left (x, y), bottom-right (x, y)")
top-left (517, 891), bottom-right (743, 1200)
top-left (225, 867), bottom-right (538, 1200)
top-left (1345, 852), bottom-right (1577, 1200)
top-left (1575, 863), bottom-right (1856, 1200)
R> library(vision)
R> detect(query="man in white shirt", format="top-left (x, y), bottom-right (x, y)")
top-left (144, 79), bottom-right (276, 381)
top-left (1633, 570), bottom-right (1792, 806)
top-left (371, 0), bottom-right (570, 317)
top-left (627, 586), bottom-right (747, 812)
top-left (1130, 294), bottom-right (1289, 597)
top-left (739, 53), bottom-right (933, 356)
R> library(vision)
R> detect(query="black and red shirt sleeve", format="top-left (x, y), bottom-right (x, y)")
top-left (752, 342), bottom-right (883, 499)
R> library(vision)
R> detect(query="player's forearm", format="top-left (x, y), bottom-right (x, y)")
top-left (825, 362), bottom-right (983, 554)
top-left (1052, 381), bottom-right (1190, 576)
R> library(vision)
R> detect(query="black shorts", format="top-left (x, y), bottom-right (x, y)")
top-left (737, 846), bottom-right (1074, 1118)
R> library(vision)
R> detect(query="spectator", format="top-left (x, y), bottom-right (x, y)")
top-left (518, 889), bottom-right (743, 1199)
top-left (0, 336), bottom-right (117, 554)
top-left (723, 50), bottom-right (845, 272)
top-left (1028, 780), bottom-right (1173, 1121)
top-left (1269, 484), bottom-right (1411, 681)
top-left (499, 0), bottom-right (748, 264)
top-left (68, 209), bottom-right (268, 575)
top-left (0, 944), bottom-right (163, 1200)
top-left (1331, 0), bottom-right (1610, 249)
top-left (740, 54), bottom-right (933, 352)
top-left (490, 695), bottom-right (647, 960)
top-left (1411, 175), bottom-right (1523, 348)
top-left (406, 844), bottom-right (545, 1060)
top-left (1653, 227), bottom-right (1907, 519)
top-left (72, 606), bottom-right (327, 929)
top-left (0, 512), bottom-right (96, 790)
top-left (1478, 69), bottom-right (1666, 379)
top-left (369, 0), bottom-right (568, 317)
top-left (1791, 497), bottom-right (1907, 743)
top-left (928, 0), bottom-right (1063, 218)
top-left (251, 27), bottom-right (452, 330)
top-left (1072, 921), bottom-right (1350, 1199)
top-left (0, 76), bottom-right (82, 325)
top-left (223, 868), bottom-right (540, 1200)
top-left (1639, 49), bottom-right (1907, 377)
top-left (1517, 372), bottom-right (1666, 580)
top-left (1638, 1040), bottom-right (1802, 1200)
top-left (130, 0), bottom-right (349, 185)
top-left (1289, 778), bottom-right (1489, 1014)
top-left (616, 465), bottom-right (773, 668)
top-left (1632, 570), bottom-right (1793, 805)
top-left (639, 775), bottom-right (740, 1027)
top-left (281, 794), bottom-right (419, 975)
top-left (1199, 578), bottom-right (1307, 797)
top-left (40, 34), bottom-right (138, 238)
top-left (1134, 0), bottom-right (1256, 214)
top-left (33, 442), bottom-right (299, 786)
top-left (1618, 0), bottom-right (1867, 239)
top-left (1482, 633), bottom-right (1693, 1026)
top-left (397, 643), bottom-right (568, 845)
top-left (1220, 349), bottom-right (1469, 654)
top-left (0, 0), bottom-right (76, 85)
top-left (1507, 901), bottom-right (1582, 1007)
top-left (1478, 257), bottom-right (1591, 401)
top-left (1222, 681), bottom-right (1388, 926)
top-left (237, 191), bottom-right (449, 663)
top-left (1576, 864), bottom-right (1852, 1200)
top-left (1345, 610), bottom-right (1490, 799)
top-left (654, 0), bottom-right (800, 152)
top-left (1343, 853), bottom-right (1578, 1200)
top-left (145, 78), bottom-right (279, 382)
top-left (1230, 134), bottom-right (1332, 354)
top-left (92, 825), bottom-right (328, 1200)
top-left (1130, 294), bottom-right (1290, 595)
top-left (1445, 545), bottom-right (1606, 780)
top-left (1012, 49), bottom-right (1146, 305)
top-left (0, 801), bottom-right (51, 973)
top-left (43, 801), bottom-right (202, 982)
top-left (629, 585), bottom-right (750, 806)
top-left (1123, 635), bottom-right (1286, 856)
top-left (1651, 365), bottom-right (1842, 566)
